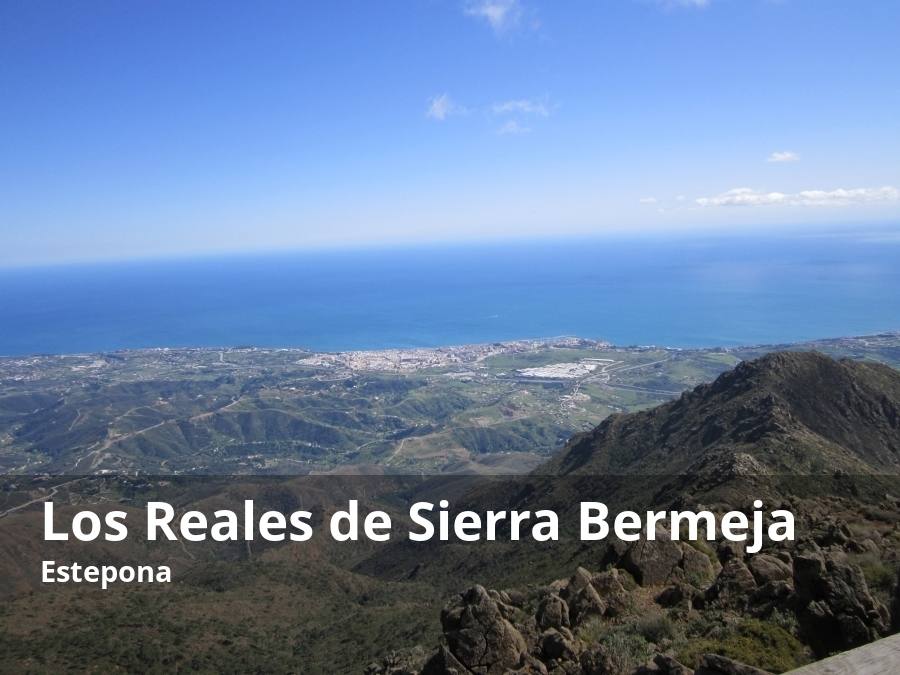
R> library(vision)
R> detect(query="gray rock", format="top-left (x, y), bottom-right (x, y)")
top-left (747, 553), bottom-right (792, 586)
top-left (656, 582), bottom-right (702, 610)
top-left (568, 582), bottom-right (606, 626)
top-left (705, 558), bottom-right (757, 608)
top-left (681, 545), bottom-right (716, 587)
top-left (694, 653), bottom-right (772, 675)
top-left (633, 653), bottom-right (695, 675)
top-left (536, 593), bottom-right (570, 631)
top-left (591, 569), bottom-right (632, 617)
top-left (621, 537), bottom-right (684, 586)
top-left (419, 645), bottom-right (469, 675)
top-left (539, 628), bottom-right (577, 662)
top-left (561, 567), bottom-right (607, 625)
top-left (793, 544), bottom-right (889, 654)
top-left (438, 585), bottom-right (529, 674)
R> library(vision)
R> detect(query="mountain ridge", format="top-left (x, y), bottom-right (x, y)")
top-left (542, 351), bottom-right (900, 478)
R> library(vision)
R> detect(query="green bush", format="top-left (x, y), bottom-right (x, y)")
top-left (597, 630), bottom-right (652, 674)
top-left (676, 619), bottom-right (810, 673)
top-left (637, 613), bottom-right (677, 644)
top-left (768, 608), bottom-right (799, 635)
top-left (576, 616), bottom-right (606, 644)
top-left (851, 553), bottom-right (896, 593)
top-left (577, 620), bottom-right (654, 673)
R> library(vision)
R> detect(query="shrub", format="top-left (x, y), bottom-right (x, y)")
top-left (597, 630), bottom-right (652, 674)
top-left (676, 618), bottom-right (810, 673)
top-left (687, 538), bottom-right (717, 564)
top-left (577, 620), bottom-right (654, 674)
top-left (617, 569), bottom-right (638, 591)
top-left (851, 553), bottom-right (896, 594)
top-left (637, 613), bottom-right (677, 644)
top-left (768, 608), bottom-right (799, 635)
top-left (576, 616), bottom-right (606, 644)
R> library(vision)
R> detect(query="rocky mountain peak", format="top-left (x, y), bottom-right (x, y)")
top-left (544, 351), bottom-right (900, 477)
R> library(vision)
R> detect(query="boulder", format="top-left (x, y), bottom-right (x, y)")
top-left (562, 567), bottom-right (593, 597)
top-left (747, 554), bottom-right (792, 586)
top-left (750, 579), bottom-right (793, 607)
top-left (633, 653), bottom-right (695, 674)
top-left (539, 628), bottom-right (577, 662)
top-left (419, 645), bottom-right (469, 675)
top-left (561, 567), bottom-right (607, 625)
top-left (536, 594), bottom-right (570, 631)
top-left (793, 544), bottom-right (889, 654)
top-left (591, 569), bottom-right (632, 617)
top-left (579, 645), bottom-right (615, 675)
top-left (621, 538), bottom-right (684, 586)
top-left (438, 585), bottom-right (530, 674)
top-left (653, 654), bottom-right (695, 675)
top-left (569, 583), bottom-right (606, 626)
top-left (705, 558), bottom-right (757, 608)
top-left (716, 540), bottom-right (746, 563)
top-left (656, 582), bottom-right (702, 610)
top-left (505, 588), bottom-right (528, 607)
top-left (681, 545), bottom-right (716, 587)
top-left (694, 654), bottom-right (772, 675)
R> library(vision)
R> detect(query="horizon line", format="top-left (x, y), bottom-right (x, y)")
top-left (3, 220), bottom-right (899, 271)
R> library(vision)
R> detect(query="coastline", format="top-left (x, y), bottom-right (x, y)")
top-left (2, 330), bottom-right (898, 369)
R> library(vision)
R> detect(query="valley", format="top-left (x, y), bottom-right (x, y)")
top-left (2, 333), bottom-right (898, 476)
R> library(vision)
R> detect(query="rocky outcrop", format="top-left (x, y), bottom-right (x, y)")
top-left (544, 351), bottom-right (900, 477)
top-left (561, 567), bottom-right (607, 624)
top-left (607, 531), bottom-right (716, 589)
top-left (705, 558), bottom-right (757, 609)
top-left (401, 353), bottom-right (900, 673)
top-left (591, 568), bottom-right (632, 617)
top-left (536, 593), bottom-right (570, 631)
top-left (414, 538), bottom-right (900, 675)
top-left (420, 645), bottom-right (473, 675)
top-left (420, 569), bottom-right (617, 674)
top-left (620, 538), bottom-right (685, 586)
top-left (428, 585), bottom-right (533, 674)
top-left (792, 542), bottom-right (889, 653)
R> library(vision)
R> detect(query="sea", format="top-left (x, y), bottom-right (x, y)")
top-left (1, 230), bottom-right (899, 357)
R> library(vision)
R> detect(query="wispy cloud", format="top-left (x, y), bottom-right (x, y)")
top-left (426, 93), bottom-right (466, 121)
top-left (464, 0), bottom-right (523, 33)
top-left (639, 197), bottom-right (658, 204)
top-left (491, 98), bottom-right (550, 117)
top-left (497, 119), bottom-right (531, 135)
top-left (767, 151), bottom-right (800, 163)
top-left (491, 97), bottom-right (551, 135)
top-left (696, 186), bottom-right (900, 207)
top-left (657, 0), bottom-right (711, 8)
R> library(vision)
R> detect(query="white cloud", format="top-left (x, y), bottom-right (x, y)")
top-left (497, 120), bottom-right (531, 135)
top-left (767, 151), bottom-right (800, 163)
top-left (426, 93), bottom-right (466, 121)
top-left (639, 197), bottom-right (658, 204)
top-left (696, 186), bottom-right (900, 208)
top-left (491, 98), bottom-right (550, 117)
top-left (656, 0), bottom-right (710, 8)
top-left (464, 0), bottom-right (523, 33)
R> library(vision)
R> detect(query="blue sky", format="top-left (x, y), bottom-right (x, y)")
top-left (1, 0), bottom-right (899, 266)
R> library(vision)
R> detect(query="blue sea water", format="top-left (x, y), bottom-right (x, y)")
top-left (1, 231), bottom-right (899, 356)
